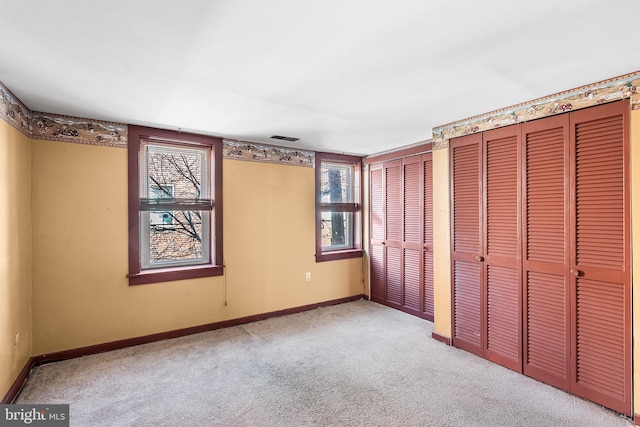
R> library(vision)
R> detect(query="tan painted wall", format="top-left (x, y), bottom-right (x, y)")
top-left (31, 140), bottom-right (363, 355)
top-left (431, 147), bottom-right (451, 338)
top-left (0, 121), bottom-right (31, 398)
top-left (631, 109), bottom-right (640, 415)
top-left (222, 159), bottom-right (364, 316)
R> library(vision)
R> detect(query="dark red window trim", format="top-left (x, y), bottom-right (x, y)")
top-left (127, 125), bottom-right (223, 285)
top-left (315, 152), bottom-right (363, 262)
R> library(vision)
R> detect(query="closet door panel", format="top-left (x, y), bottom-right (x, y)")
top-left (385, 246), bottom-right (402, 305)
top-left (402, 156), bottom-right (422, 313)
top-left (384, 160), bottom-right (403, 306)
top-left (574, 277), bottom-right (626, 412)
top-left (369, 163), bottom-right (385, 302)
top-left (403, 248), bottom-right (421, 311)
top-left (370, 164), bottom-right (384, 243)
top-left (422, 153), bottom-right (434, 320)
top-left (522, 115), bottom-right (570, 389)
top-left (525, 270), bottom-right (567, 388)
top-left (483, 127), bottom-right (521, 372)
top-left (570, 101), bottom-right (630, 416)
top-left (370, 244), bottom-right (385, 302)
top-left (453, 260), bottom-right (482, 354)
top-left (403, 157), bottom-right (421, 244)
top-left (423, 251), bottom-right (434, 319)
top-left (451, 134), bottom-right (483, 355)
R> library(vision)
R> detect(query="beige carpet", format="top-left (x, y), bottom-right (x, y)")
top-left (16, 300), bottom-right (632, 426)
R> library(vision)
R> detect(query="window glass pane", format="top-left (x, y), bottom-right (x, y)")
top-left (141, 142), bottom-right (210, 200)
top-left (149, 185), bottom-right (174, 225)
top-left (141, 210), bottom-right (210, 268)
top-left (321, 211), bottom-right (353, 250)
top-left (150, 183), bottom-right (174, 199)
top-left (320, 162), bottom-right (353, 203)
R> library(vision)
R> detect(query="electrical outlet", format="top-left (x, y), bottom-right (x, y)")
top-left (305, 272), bottom-right (311, 282)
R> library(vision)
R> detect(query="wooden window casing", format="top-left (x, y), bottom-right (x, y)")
top-left (128, 125), bottom-right (223, 285)
top-left (315, 152), bottom-right (363, 262)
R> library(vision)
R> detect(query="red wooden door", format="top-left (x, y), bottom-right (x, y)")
top-left (402, 155), bottom-right (422, 314)
top-left (422, 153), bottom-right (434, 321)
top-left (483, 126), bottom-right (521, 372)
top-left (384, 160), bottom-right (403, 306)
top-left (522, 114), bottom-right (570, 390)
top-left (449, 101), bottom-right (631, 416)
top-left (451, 133), bottom-right (483, 356)
top-left (370, 154), bottom-right (434, 321)
top-left (369, 163), bottom-right (385, 302)
top-left (569, 101), bottom-right (630, 416)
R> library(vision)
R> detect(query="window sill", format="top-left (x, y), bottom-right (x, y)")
top-left (128, 264), bottom-right (223, 285)
top-left (315, 249), bottom-right (363, 263)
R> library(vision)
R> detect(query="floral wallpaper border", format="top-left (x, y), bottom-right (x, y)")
top-left (0, 81), bottom-right (129, 148)
top-left (432, 71), bottom-right (640, 150)
top-left (31, 112), bottom-right (128, 148)
top-left (223, 139), bottom-right (314, 167)
top-left (0, 81), bottom-right (314, 167)
top-left (0, 82), bottom-right (32, 136)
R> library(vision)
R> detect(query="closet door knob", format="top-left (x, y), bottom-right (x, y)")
top-left (474, 255), bottom-right (484, 262)
top-left (570, 269), bottom-right (581, 277)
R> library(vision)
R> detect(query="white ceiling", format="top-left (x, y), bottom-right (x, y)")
top-left (1, 1), bottom-right (639, 156)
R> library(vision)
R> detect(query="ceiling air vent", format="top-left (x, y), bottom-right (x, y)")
top-left (270, 135), bottom-right (299, 142)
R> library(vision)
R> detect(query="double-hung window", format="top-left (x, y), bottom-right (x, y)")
top-left (128, 126), bottom-right (223, 285)
top-left (315, 152), bottom-right (363, 262)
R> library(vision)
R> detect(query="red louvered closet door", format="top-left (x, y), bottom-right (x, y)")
top-left (569, 101), bottom-right (630, 415)
top-left (369, 163), bottom-right (385, 302)
top-left (402, 155), bottom-right (423, 314)
top-left (369, 153), bottom-right (434, 321)
top-left (422, 153), bottom-right (434, 320)
top-left (449, 101), bottom-right (630, 416)
top-left (522, 114), bottom-right (570, 390)
top-left (451, 134), bottom-right (483, 356)
top-left (483, 126), bottom-right (521, 372)
top-left (450, 128), bottom-right (521, 368)
top-left (384, 160), bottom-right (403, 306)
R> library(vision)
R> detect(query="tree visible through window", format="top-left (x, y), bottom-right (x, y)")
top-left (315, 152), bottom-right (363, 262)
top-left (128, 126), bottom-right (223, 285)
top-left (321, 163), bottom-right (353, 249)
top-left (149, 184), bottom-right (174, 226)
top-left (141, 143), bottom-right (210, 268)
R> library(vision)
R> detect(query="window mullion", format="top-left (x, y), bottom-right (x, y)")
top-left (318, 202), bottom-right (358, 212)
top-left (140, 198), bottom-right (213, 211)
